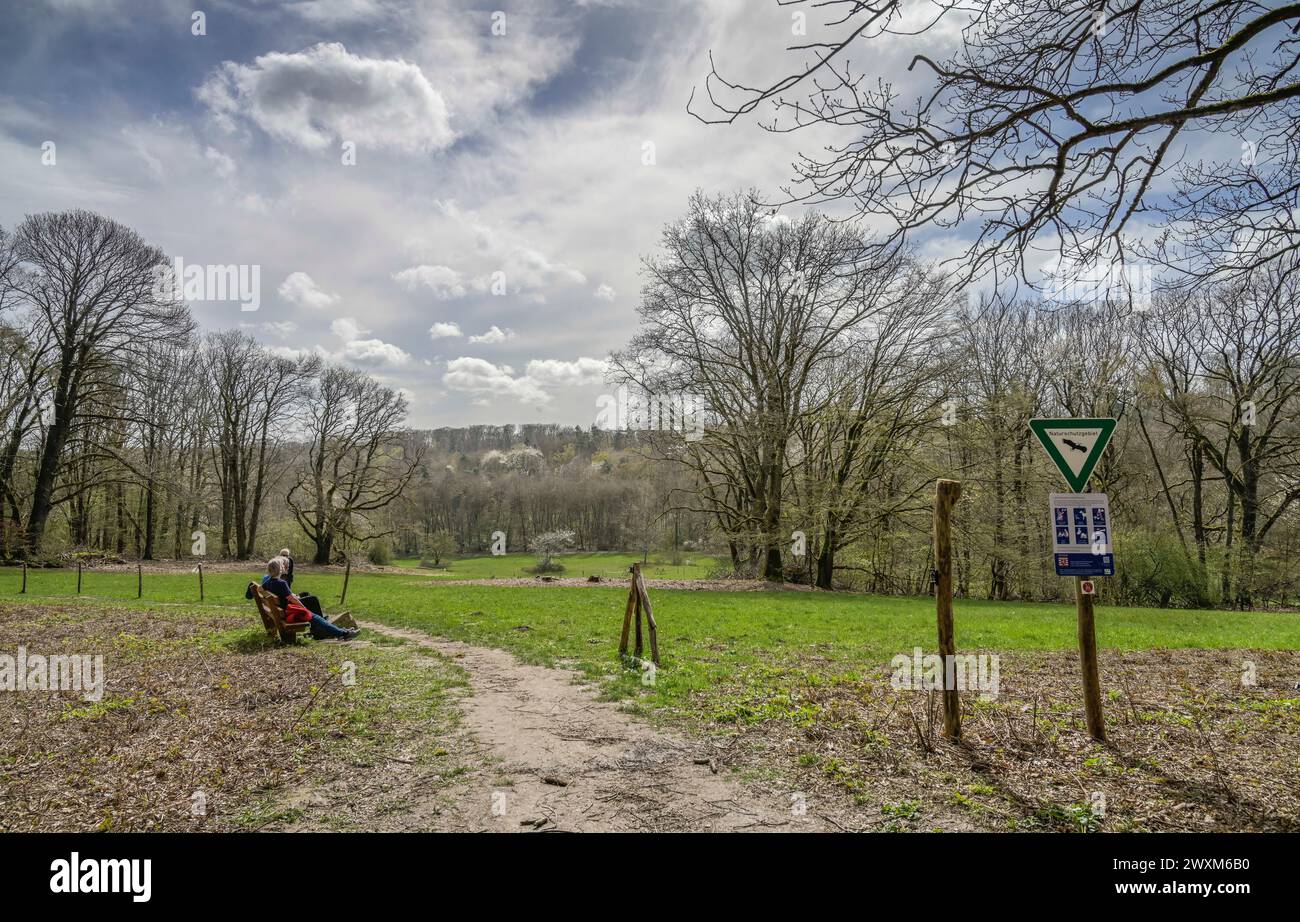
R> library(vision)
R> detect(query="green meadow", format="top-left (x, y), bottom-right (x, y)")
top-left (6, 560), bottom-right (1297, 715)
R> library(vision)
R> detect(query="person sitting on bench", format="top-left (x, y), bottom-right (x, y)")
top-left (246, 558), bottom-right (357, 641)
top-left (277, 547), bottom-right (325, 618)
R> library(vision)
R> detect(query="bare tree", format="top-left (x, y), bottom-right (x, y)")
top-left (288, 365), bottom-right (423, 564)
top-left (692, 1), bottom-right (1300, 287)
top-left (8, 210), bottom-right (190, 555)
top-left (1139, 266), bottom-right (1300, 605)
top-left (206, 330), bottom-right (319, 559)
top-left (613, 190), bottom-right (933, 579)
top-left (789, 275), bottom-right (951, 588)
top-left (0, 313), bottom-right (52, 556)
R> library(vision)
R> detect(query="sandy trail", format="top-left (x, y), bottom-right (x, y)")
top-left (360, 621), bottom-right (824, 832)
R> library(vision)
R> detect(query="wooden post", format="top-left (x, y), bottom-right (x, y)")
top-left (340, 556), bottom-right (352, 606)
top-left (20, 562), bottom-right (27, 594)
top-left (1075, 576), bottom-right (1106, 741)
top-left (619, 563), bottom-right (660, 665)
top-left (137, 564), bottom-right (143, 599)
top-left (933, 479), bottom-right (962, 740)
top-left (618, 575), bottom-right (637, 657)
top-left (634, 581), bottom-right (643, 658)
top-left (77, 562), bottom-right (82, 594)
top-left (198, 563), bottom-right (204, 602)
top-left (633, 564), bottom-right (659, 665)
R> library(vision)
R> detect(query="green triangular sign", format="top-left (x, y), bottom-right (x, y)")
top-left (1029, 418), bottom-right (1116, 491)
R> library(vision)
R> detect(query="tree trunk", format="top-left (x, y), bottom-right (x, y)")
top-left (25, 361), bottom-right (76, 556)
top-left (142, 479), bottom-right (156, 559)
top-left (815, 537), bottom-right (835, 590)
top-left (312, 531), bottom-right (333, 566)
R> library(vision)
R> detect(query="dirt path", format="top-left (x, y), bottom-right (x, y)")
top-left (360, 621), bottom-right (826, 832)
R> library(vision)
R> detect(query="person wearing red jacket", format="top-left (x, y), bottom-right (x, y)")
top-left (246, 558), bottom-right (357, 640)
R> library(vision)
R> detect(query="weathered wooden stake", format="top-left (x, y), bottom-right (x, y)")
top-left (634, 583), bottom-right (644, 657)
top-left (618, 563), bottom-right (659, 665)
top-left (137, 563), bottom-right (143, 599)
top-left (618, 578), bottom-right (636, 656)
top-left (77, 562), bottom-right (82, 594)
top-left (198, 563), bottom-right (204, 602)
top-left (933, 478), bottom-right (962, 740)
top-left (21, 562), bottom-right (27, 593)
top-left (1076, 576), bottom-right (1106, 741)
top-left (633, 564), bottom-right (659, 665)
top-left (340, 556), bottom-right (352, 606)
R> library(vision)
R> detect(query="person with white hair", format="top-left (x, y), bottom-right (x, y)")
top-left (275, 546), bottom-right (325, 621)
top-left (245, 557), bottom-right (358, 641)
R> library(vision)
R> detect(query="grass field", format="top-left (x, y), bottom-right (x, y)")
top-left (5, 564), bottom-right (1297, 713)
top-left (5, 564), bottom-right (1298, 831)
top-left (388, 551), bottom-right (722, 581)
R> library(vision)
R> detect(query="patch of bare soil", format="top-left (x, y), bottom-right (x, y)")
top-left (698, 648), bottom-right (1300, 832)
top-left (360, 621), bottom-right (826, 832)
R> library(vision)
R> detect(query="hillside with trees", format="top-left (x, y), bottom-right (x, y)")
top-left (3, 207), bottom-right (1298, 609)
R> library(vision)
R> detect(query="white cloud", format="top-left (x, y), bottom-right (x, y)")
top-left (468, 325), bottom-right (515, 345)
top-left (1, 0), bottom-right (834, 429)
top-left (393, 264), bottom-right (467, 299)
top-left (198, 42), bottom-right (454, 153)
top-left (428, 321), bottom-right (463, 339)
top-left (593, 283), bottom-right (616, 301)
top-left (442, 357), bottom-right (550, 406)
top-left (472, 245), bottom-right (586, 300)
top-left (284, 0), bottom-right (386, 24)
top-left (279, 271), bottom-right (340, 309)
top-left (525, 357), bottom-right (608, 387)
top-left (341, 337), bottom-right (410, 367)
top-left (406, 8), bottom-right (581, 133)
top-left (328, 315), bottom-right (409, 367)
top-left (331, 316), bottom-right (367, 341)
top-left (266, 344), bottom-right (313, 362)
top-left (203, 146), bottom-right (236, 179)
top-left (425, 200), bottom-right (587, 301)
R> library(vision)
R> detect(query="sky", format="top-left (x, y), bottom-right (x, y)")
top-left (1, 1), bottom-right (1249, 428)
top-left (0, 0), bottom-right (892, 428)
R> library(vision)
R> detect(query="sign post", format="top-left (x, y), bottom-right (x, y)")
top-left (1074, 576), bottom-right (1105, 740)
top-left (933, 479), bottom-right (962, 740)
top-left (1031, 418), bottom-right (1115, 742)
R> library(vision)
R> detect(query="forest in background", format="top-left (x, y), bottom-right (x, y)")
top-left (3, 205), bottom-right (1299, 610)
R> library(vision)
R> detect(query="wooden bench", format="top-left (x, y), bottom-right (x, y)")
top-left (248, 582), bottom-right (310, 644)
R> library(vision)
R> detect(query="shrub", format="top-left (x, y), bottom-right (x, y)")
top-left (1112, 531), bottom-right (1209, 608)
top-left (366, 540), bottom-right (392, 566)
top-left (528, 530), bottom-right (575, 571)
top-left (419, 532), bottom-right (457, 569)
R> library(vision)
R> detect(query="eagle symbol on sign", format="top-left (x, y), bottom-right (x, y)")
top-left (1062, 438), bottom-right (1088, 454)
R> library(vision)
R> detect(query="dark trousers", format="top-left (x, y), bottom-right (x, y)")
top-left (299, 593), bottom-right (336, 638)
